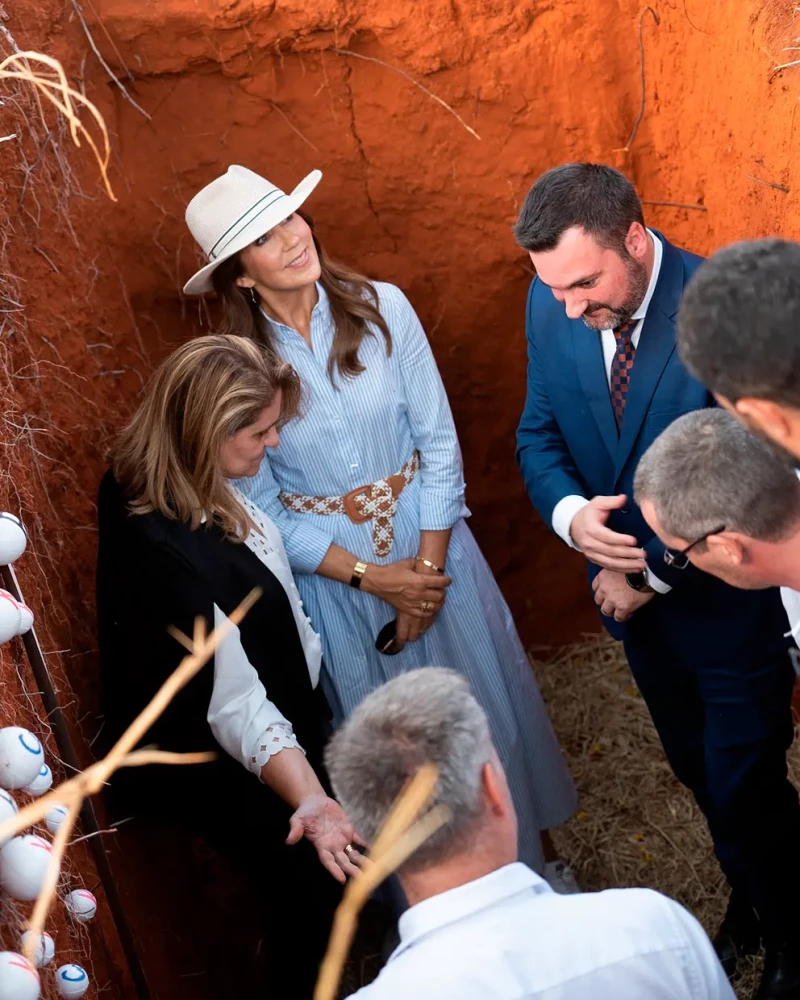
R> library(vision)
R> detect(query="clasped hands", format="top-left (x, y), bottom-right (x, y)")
top-left (362, 557), bottom-right (451, 650)
top-left (570, 493), bottom-right (655, 623)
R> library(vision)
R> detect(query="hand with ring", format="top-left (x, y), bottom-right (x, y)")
top-left (286, 793), bottom-right (368, 883)
top-left (419, 600), bottom-right (434, 612)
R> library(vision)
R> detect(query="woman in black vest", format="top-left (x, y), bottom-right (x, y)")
top-left (97, 335), bottom-right (364, 997)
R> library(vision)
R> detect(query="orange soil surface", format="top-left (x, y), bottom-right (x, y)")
top-left (1, 1), bottom-right (799, 993)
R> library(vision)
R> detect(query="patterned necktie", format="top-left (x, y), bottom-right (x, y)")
top-left (609, 319), bottom-right (637, 431)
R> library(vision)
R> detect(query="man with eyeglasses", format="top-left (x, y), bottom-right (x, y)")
top-left (514, 164), bottom-right (797, 1000)
top-left (634, 407), bottom-right (800, 999)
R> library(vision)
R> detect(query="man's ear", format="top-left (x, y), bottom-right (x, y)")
top-left (734, 397), bottom-right (794, 451)
top-left (482, 761), bottom-right (509, 818)
top-left (625, 222), bottom-right (648, 261)
top-left (705, 532), bottom-right (745, 566)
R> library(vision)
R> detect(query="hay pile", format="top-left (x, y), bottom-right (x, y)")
top-left (534, 633), bottom-right (800, 999)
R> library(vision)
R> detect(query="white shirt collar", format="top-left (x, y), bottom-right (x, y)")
top-left (392, 862), bottom-right (550, 961)
top-left (630, 228), bottom-right (663, 322)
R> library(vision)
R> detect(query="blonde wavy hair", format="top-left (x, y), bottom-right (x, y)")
top-left (112, 335), bottom-right (301, 540)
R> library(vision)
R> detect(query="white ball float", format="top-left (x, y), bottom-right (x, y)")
top-left (19, 934), bottom-right (53, 969)
top-left (65, 889), bottom-right (97, 923)
top-left (54, 965), bottom-right (88, 999)
top-left (0, 729), bottom-right (44, 790)
top-left (0, 835), bottom-right (53, 901)
top-left (0, 952), bottom-right (40, 1000)
top-left (44, 803), bottom-right (68, 836)
top-left (0, 592), bottom-right (21, 645)
top-left (0, 514), bottom-right (27, 567)
top-left (0, 790), bottom-right (18, 847)
top-left (21, 766), bottom-right (52, 799)
top-left (14, 604), bottom-right (33, 637)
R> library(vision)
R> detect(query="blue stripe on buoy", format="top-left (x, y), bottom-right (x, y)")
top-left (18, 733), bottom-right (41, 755)
top-left (61, 967), bottom-right (87, 982)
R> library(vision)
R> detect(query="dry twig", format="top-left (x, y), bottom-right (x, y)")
top-left (314, 763), bottom-right (451, 1000)
top-left (642, 199), bottom-right (707, 211)
top-left (331, 48), bottom-right (481, 141)
top-left (0, 50), bottom-right (116, 199)
top-left (70, 0), bottom-right (150, 121)
top-left (746, 174), bottom-right (790, 194)
top-left (621, 7), bottom-right (660, 152)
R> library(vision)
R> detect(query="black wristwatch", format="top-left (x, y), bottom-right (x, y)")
top-left (626, 572), bottom-right (654, 593)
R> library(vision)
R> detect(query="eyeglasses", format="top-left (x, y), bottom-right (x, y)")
top-left (663, 524), bottom-right (726, 570)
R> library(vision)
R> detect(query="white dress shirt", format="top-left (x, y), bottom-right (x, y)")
top-left (349, 862), bottom-right (734, 1000)
top-left (551, 231), bottom-right (671, 593)
top-left (206, 486), bottom-right (323, 779)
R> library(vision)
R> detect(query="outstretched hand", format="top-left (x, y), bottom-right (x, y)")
top-left (287, 793), bottom-right (368, 883)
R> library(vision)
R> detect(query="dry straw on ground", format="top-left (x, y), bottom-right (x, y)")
top-left (533, 633), bottom-right (800, 1000)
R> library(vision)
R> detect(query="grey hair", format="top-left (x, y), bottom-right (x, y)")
top-left (325, 668), bottom-right (494, 873)
top-left (634, 409), bottom-right (800, 545)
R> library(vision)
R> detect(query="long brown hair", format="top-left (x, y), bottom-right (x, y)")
top-left (212, 212), bottom-right (392, 381)
top-left (112, 335), bottom-right (301, 540)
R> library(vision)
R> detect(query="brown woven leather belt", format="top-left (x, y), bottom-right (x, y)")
top-left (279, 452), bottom-right (419, 558)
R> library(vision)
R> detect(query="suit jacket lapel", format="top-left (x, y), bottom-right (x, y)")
top-left (613, 234), bottom-right (684, 483)
top-left (573, 324), bottom-right (618, 461)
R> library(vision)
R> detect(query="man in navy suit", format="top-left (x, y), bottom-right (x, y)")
top-left (514, 164), bottom-right (800, 1000)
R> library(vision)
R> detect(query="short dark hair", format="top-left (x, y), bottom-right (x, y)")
top-left (513, 163), bottom-right (645, 254)
top-left (678, 238), bottom-right (800, 407)
top-left (634, 408), bottom-right (800, 544)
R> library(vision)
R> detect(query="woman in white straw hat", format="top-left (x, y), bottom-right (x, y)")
top-left (183, 165), bottom-right (578, 882)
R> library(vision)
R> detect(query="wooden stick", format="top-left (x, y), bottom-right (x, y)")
top-left (23, 798), bottom-right (81, 964)
top-left (313, 763), bottom-right (449, 1000)
top-left (314, 805), bottom-right (450, 1000)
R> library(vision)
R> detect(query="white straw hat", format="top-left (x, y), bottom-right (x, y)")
top-left (183, 165), bottom-right (322, 295)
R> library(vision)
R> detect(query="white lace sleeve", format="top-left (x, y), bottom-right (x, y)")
top-left (248, 723), bottom-right (306, 777)
top-left (208, 604), bottom-right (305, 779)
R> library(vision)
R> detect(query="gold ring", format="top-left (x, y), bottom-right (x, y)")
top-left (420, 601), bottom-right (434, 612)
top-left (344, 844), bottom-right (355, 855)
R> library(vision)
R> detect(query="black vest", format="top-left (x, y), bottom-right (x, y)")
top-left (96, 470), bottom-right (329, 838)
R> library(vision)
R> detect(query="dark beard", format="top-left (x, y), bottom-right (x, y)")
top-left (581, 256), bottom-right (650, 330)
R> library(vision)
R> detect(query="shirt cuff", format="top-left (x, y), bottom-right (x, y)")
top-left (646, 567), bottom-right (672, 594)
top-left (552, 495), bottom-right (590, 549)
top-left (248, 723), bottom-right (305, 779)
top-left (418, 489), bottom-right (470, 531)
top-left (284, 520), bottom-right (335, 575)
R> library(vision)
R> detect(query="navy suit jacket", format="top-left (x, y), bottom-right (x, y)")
top-left (516, 233), bottom-right (788, 648)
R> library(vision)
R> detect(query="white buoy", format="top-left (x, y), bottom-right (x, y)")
top-left (21, 766), bottom-right (52, 799)
top-left (64, 889), bottom-right (97, 923)
top-left (0, 729), bottom-right (44, 790)
top-left (19, 933), bottom-right (53, 969)
top-left (0, 952), bottom-right (40, 1000)
top-left (44, 803), bottom-right (68, 836)
top-left (0, 514), bottom-right (27, 567)
top-left (0, 790), bottom-right (18, 846)
top-left (54, 965), bottom-right (87, 999)
top-left (0, 835), bottom-right (53, 901)
top-left (14, 604), bottom-right (33, 637)
top-left (0, 593), bottom-right (21, 645)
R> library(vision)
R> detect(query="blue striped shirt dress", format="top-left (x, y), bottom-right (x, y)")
top-left (240, 281), bottom-right (577, 871)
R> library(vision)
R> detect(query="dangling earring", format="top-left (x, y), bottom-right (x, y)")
top-left (249, 287), bottom-right (258, 306)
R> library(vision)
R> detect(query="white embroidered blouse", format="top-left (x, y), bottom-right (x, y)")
top-left (206, 486), bottom-right (323, 778)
